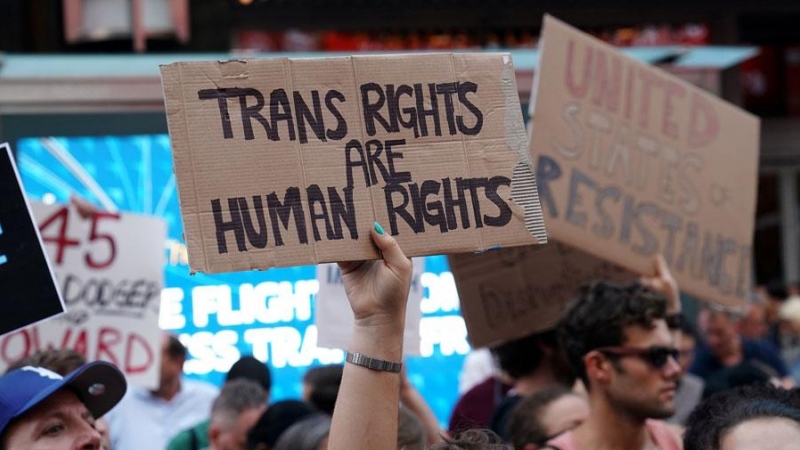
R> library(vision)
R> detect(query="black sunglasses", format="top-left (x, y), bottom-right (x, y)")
top-left (596, 346), bottom-right (680, 369)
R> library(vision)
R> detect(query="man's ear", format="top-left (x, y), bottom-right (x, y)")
top-left (208, 422), bottom-right (222, 446)
top-left (583, 351), bottom-right (612, 385)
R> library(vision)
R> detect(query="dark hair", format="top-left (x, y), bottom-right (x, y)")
top-left (226, 356), bottom-right (272, 392)
top-left (507, 386), bottom-right (576, 449)
top-left (166, 334), bottom-right (187, 360)
top-left (302, 364), bottom-right (344, 415)
top-left (560, 282), bottom-right (667, 387)
top-left (684, 385), bottom-right (800, 450)
top-left (397, 406), bottom-right (425, 450)
top-left (247, 399), bottom-right (315, 450)
top-left (211, 379), bottom-right (267, 427)
top-left (766, 280), bottom-right (788, 301)
top-left (272, 415), bottom-right (330, 450)
top-left (491, 330), bottom-right (559, 380)
top-left (6, 349), bottom-right (86, 375)
top-left (427, 429), bottom-right (512, 450)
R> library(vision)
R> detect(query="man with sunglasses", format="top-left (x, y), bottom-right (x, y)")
top-left (544, 281), bottom-right (682, 450)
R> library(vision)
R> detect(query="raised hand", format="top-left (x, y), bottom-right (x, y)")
top-left (338, 221), bottom-right (413, 328)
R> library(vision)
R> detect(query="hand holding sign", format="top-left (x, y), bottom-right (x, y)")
top-left (337, 222), bottom-right (413, 329)
top-left (639, 254), bottom-right (681, 314)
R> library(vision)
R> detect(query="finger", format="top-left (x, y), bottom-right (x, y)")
top-left (655, 253), bottom-right (669, 277)
top-left (371, 221), bottom-right (412, 271)
top-left (337, 260), bottom-right (364, 275)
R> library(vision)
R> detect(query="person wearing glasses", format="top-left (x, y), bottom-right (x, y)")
top-left (543, 272), bottom-right (683, 450)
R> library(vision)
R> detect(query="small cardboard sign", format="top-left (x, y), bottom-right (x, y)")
top-left (0, 144), bottom-right (66, 337)
top-left (0, 202), bottom-right (166, 388)
top-left (529, 16), bottom-right (760, 308)
top-left (450, 243), bottom-right (634, 348)
top-left (315, 259), bottom-right (424, 356)
top-left (160, 53), bottom-right (547, 274)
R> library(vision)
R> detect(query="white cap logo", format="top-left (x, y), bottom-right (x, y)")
top-left (21, 366), bottom-right (63, 380)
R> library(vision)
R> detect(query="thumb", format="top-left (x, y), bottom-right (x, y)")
top-left (371, 221), bottom-right (411, 272)
top-left (654, 253), bottom-right (669, 277)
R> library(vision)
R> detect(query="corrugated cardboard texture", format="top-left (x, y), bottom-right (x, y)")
top-left (161, 53), bottom-right (546, 273)
top-left (450, 243), bottom-right (633, 348)
top-left (529, 16), bottom-right (760, 308)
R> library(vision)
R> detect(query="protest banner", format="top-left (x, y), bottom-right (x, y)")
top-left (160, 53), bottom-right (548, 274)
top-left (0, 143), bottom-right (65, 337)
top-left (0, 201), bottom-right (166, 388)
top-left (315, 259), bottom-right (425, 356)
top-left (529, 16), bottom-right (760, 308)
top-left (450, 243), bottom-right (633, 348)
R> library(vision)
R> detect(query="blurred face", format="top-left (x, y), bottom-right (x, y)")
top-left (739, 305), bottom-right (767, 340)
top-left (159, 335), bottom-right (184, 387)
top-left (604, 320), bottom-right (681, 420)
top-left (1, 390), bottom-right (103, 450)
top-left (539, 394), bottom-right (589, 438)
top-left (720, 417), bottom-right (800, 450)
top-left (210, 406), bottom-right (266, 450)
top-left (677, 332), bottom-right (696, 376)
top-left (705, 313), bottom-right (738, 358)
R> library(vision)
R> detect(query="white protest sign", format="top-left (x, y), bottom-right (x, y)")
top-left (315, 259), bottom-right (424, 356)
top-left (0, 202), bottom-right (166, 388)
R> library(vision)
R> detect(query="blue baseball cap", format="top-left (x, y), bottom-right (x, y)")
top-left (0, 361), bottom-right (127, 437)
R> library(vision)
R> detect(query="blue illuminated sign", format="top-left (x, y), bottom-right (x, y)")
top-left (16, 135), bottom-right (470, 425)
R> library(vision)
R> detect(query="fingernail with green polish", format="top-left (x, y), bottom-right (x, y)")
top-left (373, 221), bottom-right (385, 235)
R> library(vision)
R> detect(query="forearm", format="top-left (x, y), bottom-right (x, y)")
top-left (329, 321), bottom-right (404, 450)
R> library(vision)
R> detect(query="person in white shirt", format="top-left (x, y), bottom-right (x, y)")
top-left (106, 333), bottom-right (218, 450)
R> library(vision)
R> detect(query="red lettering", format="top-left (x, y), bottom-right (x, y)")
top-left (1, 330), bottom-right (33, 364)
top-left (125, 333), bottom-right (154, 374)
top-left (661, 81), bottom-right (686, 139)
top-left (97, 327), bottom-right (121, 366)
top-left (591, 50), bottom-right (622, 113)
top-left (72, 329), bottom-right (88, 356)
top-left (565, 40), bottom-right (592, 98)
top-left (688, 93), bottom-right (720, 147)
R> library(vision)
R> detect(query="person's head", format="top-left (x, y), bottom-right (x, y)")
top-left (160, 333), bottom-right (187, 388)
top-left (427, 429), bottom-right (512, 450)
top-left (247, 399), bottom-right (316, 450)
top-left (764, 280), bottom-right (788, 324)
top-left (560, 282), bottom-right (681, 420)
top-left (226, 356), bottom-right (272, 395)
top-left (677, 315), bottom-right (699, 376)
top-left (209, 379), bottom-right (267, 450)
top-left (779, 296), bottom-right (800, 336)
top-left (301, 365), bottom-right (343, 415)
top-left (703, 308), bottom-right (742, 359)
top-left (0, 362), bottom-right (126, 450)
top-left (271, 415), bottom-right (330, 450)
top-left (684, 385), bottom-right (800, 450)
top-left (739, 303), bottom-right (767, 341)
top-left (6, 350), bottom-right (112, 450)
top-left (491, 329), bottom-right (575, 387)
top-left (507, 387), bottom-right (589, 450)
top-left (6, 350), bottom-right (87, 375)
top-left (397, 406), bottom-right (425, 450)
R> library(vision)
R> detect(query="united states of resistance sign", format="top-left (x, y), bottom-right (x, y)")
top-left (530, 16), bottom-right (760, 308)
top-left (161, 53), bottom-right (548, 273)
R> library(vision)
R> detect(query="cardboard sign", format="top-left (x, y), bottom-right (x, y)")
top-left (0, 202), bottom-right (166, 388)
top-left (529, 16), bottom-right (760, 307)
top-left (450, 243), bottom-right (634, 348)
top-left (315, 259), bottom-right (424, 356)
top-left (161, 53), bottom-right (547, 274)
top-left (0, 144), bottom-right (66, 337)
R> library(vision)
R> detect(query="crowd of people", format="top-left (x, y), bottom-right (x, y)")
top-left (2, 226), bottom-right (800, 450)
